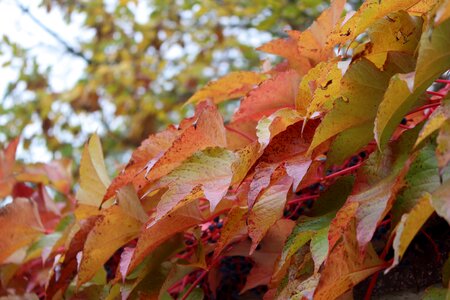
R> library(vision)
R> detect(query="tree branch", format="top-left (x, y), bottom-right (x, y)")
top-left (16, 1), bottom-right (92, 65)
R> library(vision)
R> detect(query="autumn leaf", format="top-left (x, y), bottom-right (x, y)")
top-left (212, 206), bottom-right (247, 259)
top-left (365, 11), bottom-right (423, 68)
top-left (430, 177), bottom-right (450, 224)
top-left (314, 220), bottom-right (384, 300)
top-left (127, 201), bottom-right (204, 274)
top-left (76, 133), bottom-right (111, 207)
top-left (392, 144), bottom-right (443, 222)
top-left (256, 108), bottom-right (303, 149)
top-left (436, 120), bottom-right (450, 169)
top-left (414, 7), bottom-right (450, 90)
top-left (414, 99), bottom-right (450, 148)
top-left (297, 0), bottom-right (346, 64)
top-left (232, 70), bottom-right (300, 122)
top-left (328, 0), bottom-right (422, 47)
top-left (389, 193), bottom-right (434, 271)
top-left (46, 216), bottom-right (99, 299)
top-left (299, 60), bottom-right (343, 117)
top-left (257, 31), bottom-right (312, 75)
top-left (248, 172), bottom-right (293, 253)
top-left (0, 137), bottom-right (19, 198)
top-left (139, 101), bottom-right (227, 193)
top-left (274, 213), bottom-right (333, 281)
top-left (0, 198), bottom-right (44, 263)
top-left (103, 124), bottom-right (184, 201)
top-left (77, 204), bottom-right (143, 286)
top-left (185, 71), bottom-right (266, 105)
top-left (309, 57), bottom-right (410, 154)
top-left (149, 147), bottom-right (236, 220)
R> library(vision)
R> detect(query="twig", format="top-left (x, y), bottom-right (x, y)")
top-left (180, 270), bottom-right (208, 300)
top-left (16, 1), bottom-right (92, 65)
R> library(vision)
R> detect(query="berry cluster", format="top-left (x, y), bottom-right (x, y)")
top-left (216, 256), bottom-right (254, 299)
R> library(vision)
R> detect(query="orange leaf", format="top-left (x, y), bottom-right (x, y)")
top-left (0, 198), bottom-right (44, 263)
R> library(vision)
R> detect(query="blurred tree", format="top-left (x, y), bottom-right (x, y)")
top-left (0, 0), bottom-right (362, 164)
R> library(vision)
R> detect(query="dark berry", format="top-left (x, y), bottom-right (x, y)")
top-left (348, 156), bottom-right (360, 167)
top-left (217, 222), bottom-right (223, 229)
top-left (208, 224), bottom-right (216, 231)
top-left (359, 151), bottom-right (367, 159)
top-left (400, 118), bottom-right (408, 125)
top-left (305, 199), bottom-right (314, 209)
top-left (214, 217), bottom-right (220, 223)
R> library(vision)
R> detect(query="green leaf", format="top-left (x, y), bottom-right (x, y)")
top-left (274, 213), bottom-right (333, 279)
top-left (422, 286), bottom-right (449, 300)
top-left (309, 57), bottom-right (412, 154)
top-left (414, 18), bottom-right (450, 90)
top-left (392, 144), bottom-right (442, 222)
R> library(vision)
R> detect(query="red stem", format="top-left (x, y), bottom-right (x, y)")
top-left (287, 194), bottom-right (319, 205)
top-left (407, 102), bottom-right (441, 115)
top-left (180, 270), bottom-right (208, 300)
top-left (322, 162), bottom-right (363, 181)
top-left (420, 229), bottom-right (441, 263)
top-left (426, 90), bottom-right (447, 98)
top-left (364, 231), bottom-right (395, 300)
top-left (435, 79), bottom-right (450, 84)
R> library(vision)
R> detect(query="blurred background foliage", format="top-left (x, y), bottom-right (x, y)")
top-left (0, 0), bottom-right (362, 167)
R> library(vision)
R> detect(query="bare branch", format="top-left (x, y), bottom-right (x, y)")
top-left (16, 1), bottom-right (92, 65)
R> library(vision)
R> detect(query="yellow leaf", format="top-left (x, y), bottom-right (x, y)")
top-left (76, 134), bottom-right (111, 207)
top-left (389, 193), bottom-right (434, 271)
top-left (77, 205), bottom-right (143, 286)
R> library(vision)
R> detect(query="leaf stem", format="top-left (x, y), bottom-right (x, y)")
top-left (180, 270), bottom-right (208, 300)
